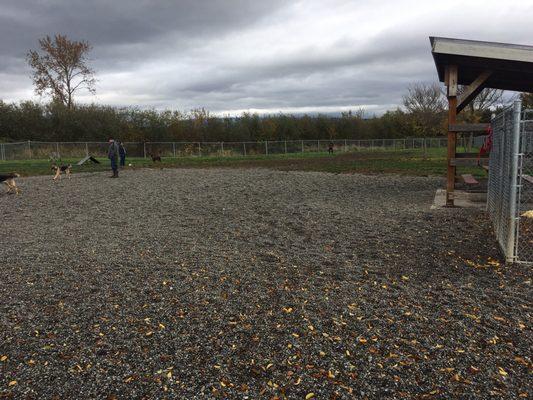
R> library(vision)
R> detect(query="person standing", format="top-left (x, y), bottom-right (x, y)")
top-left (119, 141), bottom-right (126, 167)
top-left (108, 138), bottom-right (119, 178)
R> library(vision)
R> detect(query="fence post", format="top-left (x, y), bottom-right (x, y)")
top-left (301, 140), bottom-right (304, 153)
top-left (243, 142), bottom-right (247, 156)
top-left (344, 139), bottom-right (347, 152)
top-left (173, 142), bottom-right (176, 157)
top-left (56, 142), bottom-right (60, 158)
top-left (143, 142), bottom-right (147, 158)
top-left (265, 140), bottom-right (268, 155)
top-left (317, 140), bottom-right (320, 152)
top-left (85, 142), bottom-right (89, 157)
top-left (27, 140), bottom-right (32, 159)
top-left (507, 100), bottom-right (522, 262)
top-left (1, 143), bottom-right (4, 161)
top-left (221, 142), bottom-right (224, 155)
top-left (284, 140), bottom-right (287, 154)
top-left (198, 142), bottom-right (201, 156)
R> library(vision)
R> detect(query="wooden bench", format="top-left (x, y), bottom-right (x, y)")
top-left (522, 174), bottom-right (533, 184)
top-left (461, 174), bottom-right (479, 185)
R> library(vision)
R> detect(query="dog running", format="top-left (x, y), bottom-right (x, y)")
top-left (0, 173), bottom-right (21, 195)
top-left (52, 164), bottom-right (72, 181)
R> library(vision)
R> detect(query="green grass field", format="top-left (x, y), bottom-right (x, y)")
top-left (0, 147), bottom-right (486, 178)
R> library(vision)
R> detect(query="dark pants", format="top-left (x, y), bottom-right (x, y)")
top-left (120, 154), bottom-right (126, 166)
top-left (110, 157), bottom-right (118, 172)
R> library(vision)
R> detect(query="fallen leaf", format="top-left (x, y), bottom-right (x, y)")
top-left (0, 356), bottom-right (7, 362)
top-left (8, 381), bottom-right (17, 386)
top-left (306, 393), bottom-right (315, 399)
top-left (498, 367), bottom-right (508, 376)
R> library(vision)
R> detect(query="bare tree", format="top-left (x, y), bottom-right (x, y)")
top-left (403, 83), bottom-right (446, 114)
top-left (27, 34), bottom-right (95, 109)
top-left (458, 87), bottom-right (504, 122)
top-left (402, 83), bottom-right (446, 136)
top-left (520, 92), bottom-right (533, 109)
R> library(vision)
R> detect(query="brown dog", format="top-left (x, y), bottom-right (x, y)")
top-left (52, 164), bottom-right (72, 181)
top-left (1, 173), bottom-right (21, 194)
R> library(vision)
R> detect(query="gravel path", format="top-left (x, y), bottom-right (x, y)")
top-left (0, 168), bottom-right (531, 399)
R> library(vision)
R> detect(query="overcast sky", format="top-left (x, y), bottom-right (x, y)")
top-left (1, 0), bottom-right (532, 115)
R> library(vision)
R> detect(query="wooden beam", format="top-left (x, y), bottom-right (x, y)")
top-left (445, 65), bottom-right (458, 97)
top-left (446, 65), bottom-right (458, 206)
top-left (449, 123), bottom-right (490, 132)
top-left (450, 157), bottom-right (489, 166)
top-left (457, 71), bottom-right (492, 113)
top-left (455, 152), bottom-right (488, 159)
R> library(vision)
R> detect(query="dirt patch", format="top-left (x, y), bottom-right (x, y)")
top-left (0, 168), bottom-right (530, 399)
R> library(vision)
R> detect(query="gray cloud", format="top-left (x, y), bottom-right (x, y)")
top-left (1, 0), bottom-right (533, 114)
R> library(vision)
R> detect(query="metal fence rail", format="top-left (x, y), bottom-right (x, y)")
top-left (0, 136), bottom-right (481, 161)
top-left (487, 100), bottom-right (533, 264)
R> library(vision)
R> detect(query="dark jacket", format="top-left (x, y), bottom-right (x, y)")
top-left (108, 141), bottom-right (119, 159)
top-left (119, 143), bottom-right (126, 156)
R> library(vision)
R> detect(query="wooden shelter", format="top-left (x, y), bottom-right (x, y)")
top-left (430, 36), bottom-right (533, 206)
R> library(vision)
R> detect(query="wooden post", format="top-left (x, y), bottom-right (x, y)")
top-left (85, 142), bottom-right (89, 157)
top-left (446, 65), bottom-right (458, 206)
top-left (173, 142), bottom-right (176, 157)
top-left (265, 141), bottom-right (268, 155)
top-left (301, 140), bottom-right (304, 153)
top-left (243, 142), bottom-right (247, 156)
top-left (284, 140), bottom-right (287, 154)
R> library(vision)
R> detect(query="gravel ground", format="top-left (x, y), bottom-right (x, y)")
top-left (0, 168), bottom-right (531, 399)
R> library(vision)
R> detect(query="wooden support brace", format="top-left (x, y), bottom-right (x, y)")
top-left (449, 123), bottom-right (490, 132)
top-left (457, 71), bottom-right (492, 113)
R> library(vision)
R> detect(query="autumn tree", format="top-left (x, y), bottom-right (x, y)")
top-left (402, 83), bottom-right (446, 136)
top-left (27, 34), bottom-right (95, 109)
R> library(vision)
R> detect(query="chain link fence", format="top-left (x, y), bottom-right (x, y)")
top-left (515, 107), bottom-right (533, 263)
top-left (487, 100), bottom-right (533, 264)
top-left (0, 137), bottom-right (481, 161)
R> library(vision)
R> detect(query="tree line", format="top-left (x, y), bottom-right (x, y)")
top-left (0, 101), bottom-right (419, 142)
top-left (1, 88), bottom-right (527, 143)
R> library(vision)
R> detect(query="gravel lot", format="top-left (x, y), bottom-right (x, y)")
top-left (0, 168), bottom-right (531, 399)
